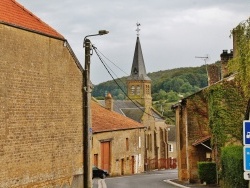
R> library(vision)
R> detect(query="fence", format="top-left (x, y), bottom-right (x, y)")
top-left (145, 158), bottom-right (177, 171)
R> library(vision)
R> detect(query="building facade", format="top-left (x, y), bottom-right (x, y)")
top-left (172, 45), bottom-right (246, 183)
top-left (0, 1), bottom-right (84, 187)
top-left (91, 100), bottom-right (145, 176)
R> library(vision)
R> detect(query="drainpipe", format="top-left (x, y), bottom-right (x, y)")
top-left (184, 105), bottom-right (190, 183)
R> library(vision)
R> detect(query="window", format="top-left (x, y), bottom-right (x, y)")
top-left (126, 138), bottom-right (129, 151)
top-left (169, 144), bottom-right (173, 152)
top-left (131, 85), bottom-right (135, 95)
top-left (138, 136), bottom-right (141, 148)
top-left (145, 85), bottom-right (150, 95)
top-left (136, 85), bottom-right (140, 95)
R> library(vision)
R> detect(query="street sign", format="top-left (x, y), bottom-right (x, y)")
top-left (244, 146), bottom-right (250, 171)
top-left (243, 121), bottom-right (250, 180)
top-left (243, 121), bottom-right (250, 145)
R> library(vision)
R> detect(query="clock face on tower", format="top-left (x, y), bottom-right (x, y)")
top-left (133, 68), bottom-right (138, 74)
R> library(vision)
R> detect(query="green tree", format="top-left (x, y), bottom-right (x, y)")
top-left (180, 82), bottom-right (193, 93)
top-left (167, 90), bottom-right (179, 102)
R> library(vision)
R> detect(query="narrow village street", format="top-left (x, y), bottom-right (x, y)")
top-left (93, 169), bottom-right (180, 188)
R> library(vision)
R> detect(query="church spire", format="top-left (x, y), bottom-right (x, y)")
top-left (127, 23), bottom-right (152, 107)
top-left (128, 23), bottom-right (150, 81)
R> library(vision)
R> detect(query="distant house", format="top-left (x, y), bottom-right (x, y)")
top-left (91, 99), bottom-right (145, 176)
top-left (0, 0), bottom-right (84, 187)
top-left (167, 125), bottom-right (177, 168)
top-left (99, 31), bottom-right (174, 170)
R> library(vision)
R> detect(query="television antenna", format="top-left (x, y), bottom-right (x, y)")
top-left (195, 55), bottom-right (209, 78)
top-left (195, 55), bottom-right (209, 65)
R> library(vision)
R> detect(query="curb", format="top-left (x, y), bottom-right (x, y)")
top-left (164, 179), bottom-right (190, 188)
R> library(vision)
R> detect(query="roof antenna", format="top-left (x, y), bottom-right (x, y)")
top-left (136, 22), bottom-right (141, 37)
top-left (195, 55), bottom-right (209, 78)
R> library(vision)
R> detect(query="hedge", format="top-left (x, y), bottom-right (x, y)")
top-left (198, 162), bottom-right (217, 184)
top-left (221, 145), bottom-right (248, 188)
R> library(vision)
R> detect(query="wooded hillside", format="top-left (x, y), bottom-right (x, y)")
top-left (92, 64), bottom-right (209, 123)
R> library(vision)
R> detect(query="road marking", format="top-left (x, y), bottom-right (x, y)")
top-left (164, 179), bottom-right (190, 188)
top-left (98, 179), bottom-right (107, 188)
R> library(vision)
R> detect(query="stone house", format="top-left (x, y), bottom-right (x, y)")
top-left (167, 125), bottom-right (177, 168)
top-left (91, 99), bottom-right (145, 176)
top-left (0, 0), bottom-right (84, 187)
top-left (99, 30), bottom-right (173, 170)
top-left (172, 34), bottom-right (247, 182)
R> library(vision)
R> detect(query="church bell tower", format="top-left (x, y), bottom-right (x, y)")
top-left (127, 23), bottom-right (152, 108)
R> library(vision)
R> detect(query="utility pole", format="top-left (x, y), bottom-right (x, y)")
top-left (83, 38), bottom-right (91, 188)
top-left (83, 30), bottom-right (109, 188)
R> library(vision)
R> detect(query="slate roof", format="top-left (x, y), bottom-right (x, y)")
top-left (0, 0), bottom-right (64, 39)
top-left (127, 36), bottom-right (150, 81)
top-left (98, 100), bottom-right (164, 123)
top-left (167, 125), bottom-right (176, 142)
top-left (92, 101), bottom-right (145, 133)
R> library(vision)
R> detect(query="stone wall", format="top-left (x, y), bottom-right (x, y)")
top-left (92, 128), bottom-right (145, 176)
top-left (175, 92), bottom-right (211, 182)
top-left (0, 24), bottom-right (83, 187)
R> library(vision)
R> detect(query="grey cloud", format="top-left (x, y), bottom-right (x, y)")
top-left (17, 0), bottom-right (250, 84)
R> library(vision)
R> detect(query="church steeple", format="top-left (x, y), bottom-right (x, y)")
top-left (128, 23), bottom-right (150, 81)
top-left (127, 23), bottom-right (152, 107)
top-left (128, 37), bottom-right (151, 81)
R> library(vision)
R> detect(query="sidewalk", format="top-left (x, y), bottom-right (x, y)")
top-left (167, 179), bottom-right (220, 188)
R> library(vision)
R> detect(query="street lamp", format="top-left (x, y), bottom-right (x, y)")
top-left (83, 30), bottom-right (109, 188)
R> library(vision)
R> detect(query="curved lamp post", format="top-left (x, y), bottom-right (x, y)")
top-left (83, 30), bottom-right (109, 188)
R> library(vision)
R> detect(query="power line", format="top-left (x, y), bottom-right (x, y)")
top-left (95, 48), bottom-right (129, 76)
top-left (93, 45), bottom-right (174, 121)
top-left (94, 48), bottom-right (127, 89)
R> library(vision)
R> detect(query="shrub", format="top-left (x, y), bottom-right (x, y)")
top-left (198, 162), bottom-right (217, 184)
top-left (221, 145), bottom-right (247, 188)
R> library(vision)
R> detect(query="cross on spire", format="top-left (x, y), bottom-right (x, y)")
top-left (136, 22), bottom-right (141, 36)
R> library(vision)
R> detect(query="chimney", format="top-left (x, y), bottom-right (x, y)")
top-left (220, 49), bottom-right (233, 79)
top-left (232, 29), bottom-right (237, 58)
top-left (207, 64), bottom-right (221, 86)
top-left (105, 92), bottom-right (113, 111)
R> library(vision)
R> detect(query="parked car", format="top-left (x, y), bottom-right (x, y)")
top-left (92, 166), bottom-right (109, 179)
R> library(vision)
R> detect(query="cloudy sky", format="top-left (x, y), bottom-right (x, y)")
top-left (17, 0), bottom-right (249, 84)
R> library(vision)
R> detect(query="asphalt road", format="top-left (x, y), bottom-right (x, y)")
top-left (93, 169), bottom-right (181, 188)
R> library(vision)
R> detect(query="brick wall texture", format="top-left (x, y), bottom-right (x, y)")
top-left (0, 24), bottom-right (83, 187)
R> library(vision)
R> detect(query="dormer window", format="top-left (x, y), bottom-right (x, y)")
top-left (133, 68), bottom-right (138, 74)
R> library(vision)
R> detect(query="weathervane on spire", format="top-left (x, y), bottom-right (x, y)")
top-left (136, 22), bottom-right (141, 36)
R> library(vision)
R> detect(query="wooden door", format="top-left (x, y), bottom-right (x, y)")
top-left (131, 156), bottom-right (135, 174)
top-left (121, 158), bottom-right (124, 175)
top-left (101, 141), bottom-right (110, 172)
top-left (93, 154), bottom-right (98, 167)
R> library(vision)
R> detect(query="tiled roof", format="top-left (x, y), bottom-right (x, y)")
top-left (92, 101), bottom-right (145, 133)
top-left (192, 135), bottom-right (211, 146)
top-left (0, 0), bottom-right (64, 39)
